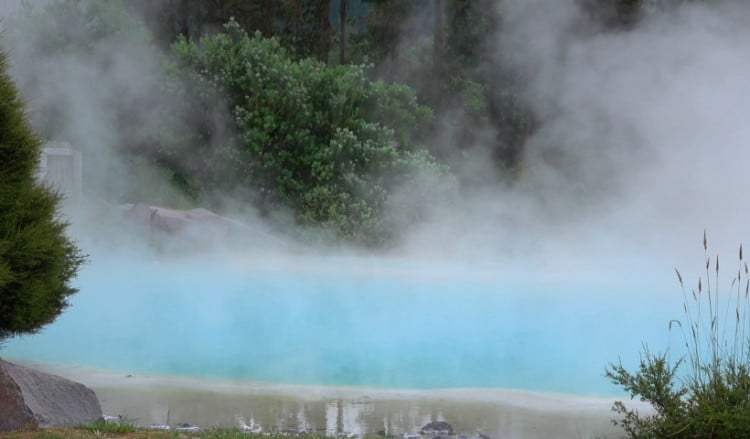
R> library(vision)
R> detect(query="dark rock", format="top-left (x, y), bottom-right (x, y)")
top-left (296, 426), bottom-right (314, 435)
top-left (420, 421), bottom-right (454, 435)
top-left (175, 423), bottom-right (201, 432)
top-left (0, 359), bottom-right (102, 431)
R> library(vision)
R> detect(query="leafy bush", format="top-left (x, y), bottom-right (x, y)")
top-left (171, 20), bottom-right (446, 245)
top-left (606, 232), bottom-right (750, 438)
top-left (0, 49), bottom-right (86, 342)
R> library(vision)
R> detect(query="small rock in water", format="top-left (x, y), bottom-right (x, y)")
top-left (420, 422), bottom-right (454, 436)
top-left (102, 415), bottom-right (122, 424)
top-left (278, 427), bottom-right (309, 436)
top-left (402, 434), bottom-right (422, 439)
top-left (176, 423), bottom-right (201, 432)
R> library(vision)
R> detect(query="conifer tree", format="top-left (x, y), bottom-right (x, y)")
top-left (0, 49), bottom-right (85, 342)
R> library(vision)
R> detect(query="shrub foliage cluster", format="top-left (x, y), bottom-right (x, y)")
top-left (607, 234), bottom-right (750, 438)
top-left (168, 21), bottom-right (443, 245)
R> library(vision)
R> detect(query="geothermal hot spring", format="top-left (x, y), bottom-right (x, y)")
top-left (3, 0), bottom-right (750, 435)
top-left (2, 236), bottom-right (681, 438)
top-left (4, 252), bottom-right (676, 392)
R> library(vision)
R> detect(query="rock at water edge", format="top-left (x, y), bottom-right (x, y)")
top-left (420, 421), bottom-right (454, 436)
top-left (0, 359), bottom-right (102, 431)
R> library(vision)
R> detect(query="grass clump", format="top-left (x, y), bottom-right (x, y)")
top-left (77, 420), bottom-right (136, 435)
top-left (606, 232), bottom-right (750, 438)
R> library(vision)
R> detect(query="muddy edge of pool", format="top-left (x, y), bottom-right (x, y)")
top-left (14, 362), bottom-right (642, 439)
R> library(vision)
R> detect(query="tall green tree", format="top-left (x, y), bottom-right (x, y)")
top-left (131, 0), bottom-right (335, 62)
top-left (358, 0), bottom-right (532, 171)
top-left (131, 0), bottom-right (278, 43)
top-left (0, 49), bottom-right (86, 342)
top-left (433, 0), bottom-right (444, 73)
top-left (278, 0), bottom-right (333, 61)
top-left (339, 0), bottom-right (348, 63)
top-left (361, 0), bottom-right (424, 66)
top-left (445, 0), bottom-right (533, 168)
top-left (581, 0), bottom-right (645, 28)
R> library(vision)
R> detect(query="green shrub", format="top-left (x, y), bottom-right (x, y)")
top-left (170, 20), bottom-right (446, 245)
top-left (606, 232), bottom-right (750, 438)
top-left (0, 49), bottom-right (86, 342)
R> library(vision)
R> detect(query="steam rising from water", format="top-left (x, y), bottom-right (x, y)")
top-left (3, 0), bottom-right (750, 397)
top-left (3, 253), bottom-right (676, 395)
top-left (486, 0), bottom-right (750, 259)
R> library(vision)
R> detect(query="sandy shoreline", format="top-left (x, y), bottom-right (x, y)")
top-left (13, 361), bottom-right (645, 439)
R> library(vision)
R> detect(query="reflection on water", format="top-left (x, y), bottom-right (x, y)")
top-left (92, 383), bottom-right (621, 439)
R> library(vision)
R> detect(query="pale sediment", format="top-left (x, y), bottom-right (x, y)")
top-left (14, 361), bottom-right (646, 439)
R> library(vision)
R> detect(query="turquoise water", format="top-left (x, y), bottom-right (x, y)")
top-left (2, 254), bottom-right (678, 395)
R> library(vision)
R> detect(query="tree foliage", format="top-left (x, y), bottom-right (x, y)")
top-left (0, 50), bottom-right (85, 342)
top-left (130, 0), bottom-right (335, 61)
top-left (358, 0), bottom-right (532, 171)
top-left (170, 21), bottom-right (443, 245)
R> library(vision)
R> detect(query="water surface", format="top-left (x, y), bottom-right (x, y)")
top-left (3, 253), bottom-right (678, 396)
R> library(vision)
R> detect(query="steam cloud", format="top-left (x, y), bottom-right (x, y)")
top-left (0, 0), bottom-right (748, 280)
top-left (405, 0), bottom-right (750, 278)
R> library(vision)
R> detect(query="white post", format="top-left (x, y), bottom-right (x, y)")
top-left (38, 141), bottom-right (83, 204)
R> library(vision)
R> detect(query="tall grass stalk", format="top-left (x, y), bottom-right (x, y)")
top-left (606, 232), bottom-right (750, 438)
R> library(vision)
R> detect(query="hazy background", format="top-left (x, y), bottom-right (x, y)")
top-left (404, 0), bottom-right (750, 276)
top-left (0, 0), bottom-right (747, 305)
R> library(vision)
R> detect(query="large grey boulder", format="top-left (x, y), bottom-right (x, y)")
top-left (0, 359), bottom-right (102, 431)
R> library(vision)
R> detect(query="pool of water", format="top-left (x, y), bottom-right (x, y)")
top-left (2, 253), bottom-right (678, 396)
